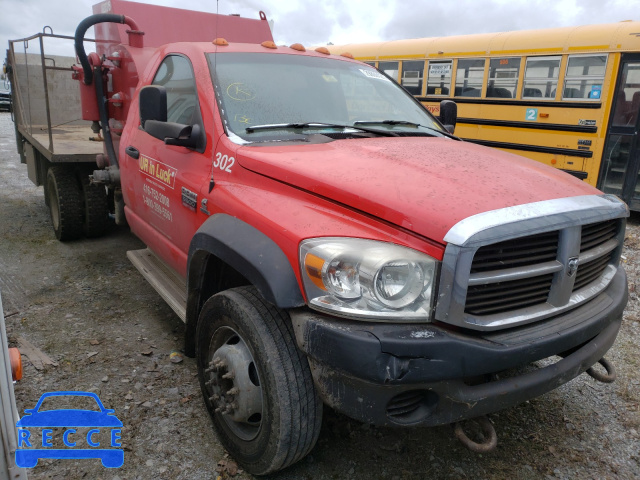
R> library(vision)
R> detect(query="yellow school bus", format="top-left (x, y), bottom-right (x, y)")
top-left (328, 21), bottom-right (640, 211)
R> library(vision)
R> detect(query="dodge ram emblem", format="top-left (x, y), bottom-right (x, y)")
top-left (567, 257), bottom-right (579, 277)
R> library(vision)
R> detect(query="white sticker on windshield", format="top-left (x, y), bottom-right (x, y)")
top-left (360, 69), bottom-right (388, 80)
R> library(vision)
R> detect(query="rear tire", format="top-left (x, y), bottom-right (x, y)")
top-left (80, 174), bottom-right (109, 238)
top-left (196, 286), bottom-right (322, 475)
top-left (46, 166), bottom-right (83, 241)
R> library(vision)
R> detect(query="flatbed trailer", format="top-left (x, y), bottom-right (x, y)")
top-left (6, 30), bottom-right (110, 241)
top-left (8, 31), bottom-right (104, 164)
top-left (17, 123), bottom-right (102, 163)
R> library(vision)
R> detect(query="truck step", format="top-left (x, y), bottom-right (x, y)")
top-left (127, 248), bottom-right (187, 322)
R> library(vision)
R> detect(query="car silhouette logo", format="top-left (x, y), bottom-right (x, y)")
top-left (15, 391), bottom-right (123, 468)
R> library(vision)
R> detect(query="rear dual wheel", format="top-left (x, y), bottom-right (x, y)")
top-left (46, 166), bottom-right (83, 241)
top-left (80, 174), bottom-right (109, 238)
top-left (45, 166), bottom-right (109, 241)
top-left (196, 286), bottom-right (323, 475)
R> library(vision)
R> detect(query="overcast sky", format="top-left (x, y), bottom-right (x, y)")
top-left (2, 0), bottom-right (639, 61)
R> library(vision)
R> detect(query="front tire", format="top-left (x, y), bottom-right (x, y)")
top-left (196, 287), bottom-right (322, 475)
top-left (46, 166), bottom-right (83, 241)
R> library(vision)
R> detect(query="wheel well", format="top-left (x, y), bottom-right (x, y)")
top-left (184, 215), bottom-right (306, 357)
top-left (185, 251), bottom-right (251, 357)
top-left (37, 152), bottom-right (51, 187)
top-left (43, 161), bottom-right (98, 187)
top-left (200, 253), bottom-right (252, 307)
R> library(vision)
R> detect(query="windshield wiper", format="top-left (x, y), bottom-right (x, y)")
top-left (354, 120), bottom-right (421, 127)
top-left (353, 119), bottom-right (457, 139)
top-left (245, 122), bottom-right (398, 137)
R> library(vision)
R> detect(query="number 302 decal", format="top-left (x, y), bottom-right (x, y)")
top-left (213, 152), bottom-right (235, 173)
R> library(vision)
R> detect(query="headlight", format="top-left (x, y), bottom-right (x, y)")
top-left (299, 238), bottom-right (438, 321)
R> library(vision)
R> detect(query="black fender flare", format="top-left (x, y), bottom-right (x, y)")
top-left (184, 214), bottom-right (305, 356)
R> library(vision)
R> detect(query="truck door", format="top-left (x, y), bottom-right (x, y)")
top-left (599, 54), bottom-right (640, 210)
top-left (121, 54), bottom-right (209, 262)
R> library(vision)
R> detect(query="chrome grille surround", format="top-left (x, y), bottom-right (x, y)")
top-left (435, 195), bottom-right (628, 331)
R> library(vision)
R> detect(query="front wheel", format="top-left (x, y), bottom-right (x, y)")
top-left (196, 287), bottom-right (322, 475)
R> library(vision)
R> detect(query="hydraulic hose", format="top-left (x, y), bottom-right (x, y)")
top-left (74, 14), bottom-right (126, 85)
top-left (93, 65), bottom-right (119, 169)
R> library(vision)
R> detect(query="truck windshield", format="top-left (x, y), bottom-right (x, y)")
top-left (208, 52), bottom-right (444, 142)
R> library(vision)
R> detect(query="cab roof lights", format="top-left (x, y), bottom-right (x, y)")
top-left (261, 40), bottom-right (277, 49)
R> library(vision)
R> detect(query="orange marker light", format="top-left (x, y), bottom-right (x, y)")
top-left (304, 253), bottom-right (327, 291)
top-left (340, 52), bottom-right (354, 59)
top-left (315, 47), bottom-right (331, 55)
top-left (9, 348), bottom-right (22, 381)
top-left (551, 159), bottom-right (557, 165)
top-left (212, 38), bottom-right (229, 46)
top-left (540, 113), bottom-right (549, 118)
top-left (261, 41), bottom-right (277, 49)
top-left (290, 43), bottom-right (306, 52)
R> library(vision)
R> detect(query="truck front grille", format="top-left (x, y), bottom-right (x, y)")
top-left (436, 195), bottom-right (627, 331)
top-left (580, 220), bottom-right (617, 253)
top-left (465, 273), bottom-right (555, 316)
top-left (470, 231), bottom-right (559, 273)
top-left (463, 220), bottom-right (621, 319)
top-left (573, 220), bottom-right (618, 291)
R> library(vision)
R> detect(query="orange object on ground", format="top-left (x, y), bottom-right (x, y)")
top-left (9, 348), bottom-right (22, 381)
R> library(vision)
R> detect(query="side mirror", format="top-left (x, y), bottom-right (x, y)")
top-left (145, 120), bottom-right (202, 149)
top-left (439, 100), bottom-right (457, 134)
top-left (139, 85), bottom-right (167, 128)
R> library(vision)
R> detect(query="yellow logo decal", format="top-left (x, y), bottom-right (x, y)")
top-left (139, 155), bottom-right (177, 189)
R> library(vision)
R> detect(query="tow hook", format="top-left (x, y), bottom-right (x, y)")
top-left (586, 357), bottom-right (616, 383)
top-left (452, 415), bottom-right (497, 453)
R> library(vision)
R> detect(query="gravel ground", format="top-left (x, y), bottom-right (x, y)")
top-left (1, 111), bottom-right (639, 480)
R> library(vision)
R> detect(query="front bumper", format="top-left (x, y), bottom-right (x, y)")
top-left (290, 266), bottom-right (627, 427)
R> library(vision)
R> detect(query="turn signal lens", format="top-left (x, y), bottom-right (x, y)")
top-left (304, 253), bottom-right (326, 290)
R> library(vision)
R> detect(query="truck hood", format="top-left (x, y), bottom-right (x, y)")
top-left (237, 137), bottom-right (600, 244)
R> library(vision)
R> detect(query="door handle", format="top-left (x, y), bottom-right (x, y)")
top-left (125, 146), bottom-right (140, 159)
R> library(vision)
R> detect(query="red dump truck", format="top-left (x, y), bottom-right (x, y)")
top-left (5, 0), bottom-right (630, 475)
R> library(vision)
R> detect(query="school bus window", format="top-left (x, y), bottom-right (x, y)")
top-left (613, 62), bottom-right (640, 127)
top-left (563, 55), bottom-right (607, 100)
top-left (401, 61), bottom-right (424, 95)
top-left (378, 61), bottom-right (399, 82)
top-left (427, 60), bottom-right (452, 96)
top-left (486, 57), bottom-right (520, 98)
top-left (364, 61), bottom-right (376, 67)
top-left (455, 58), bottom-right (485, 97)
top-left (522, 56), bottom-right (561, 99)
